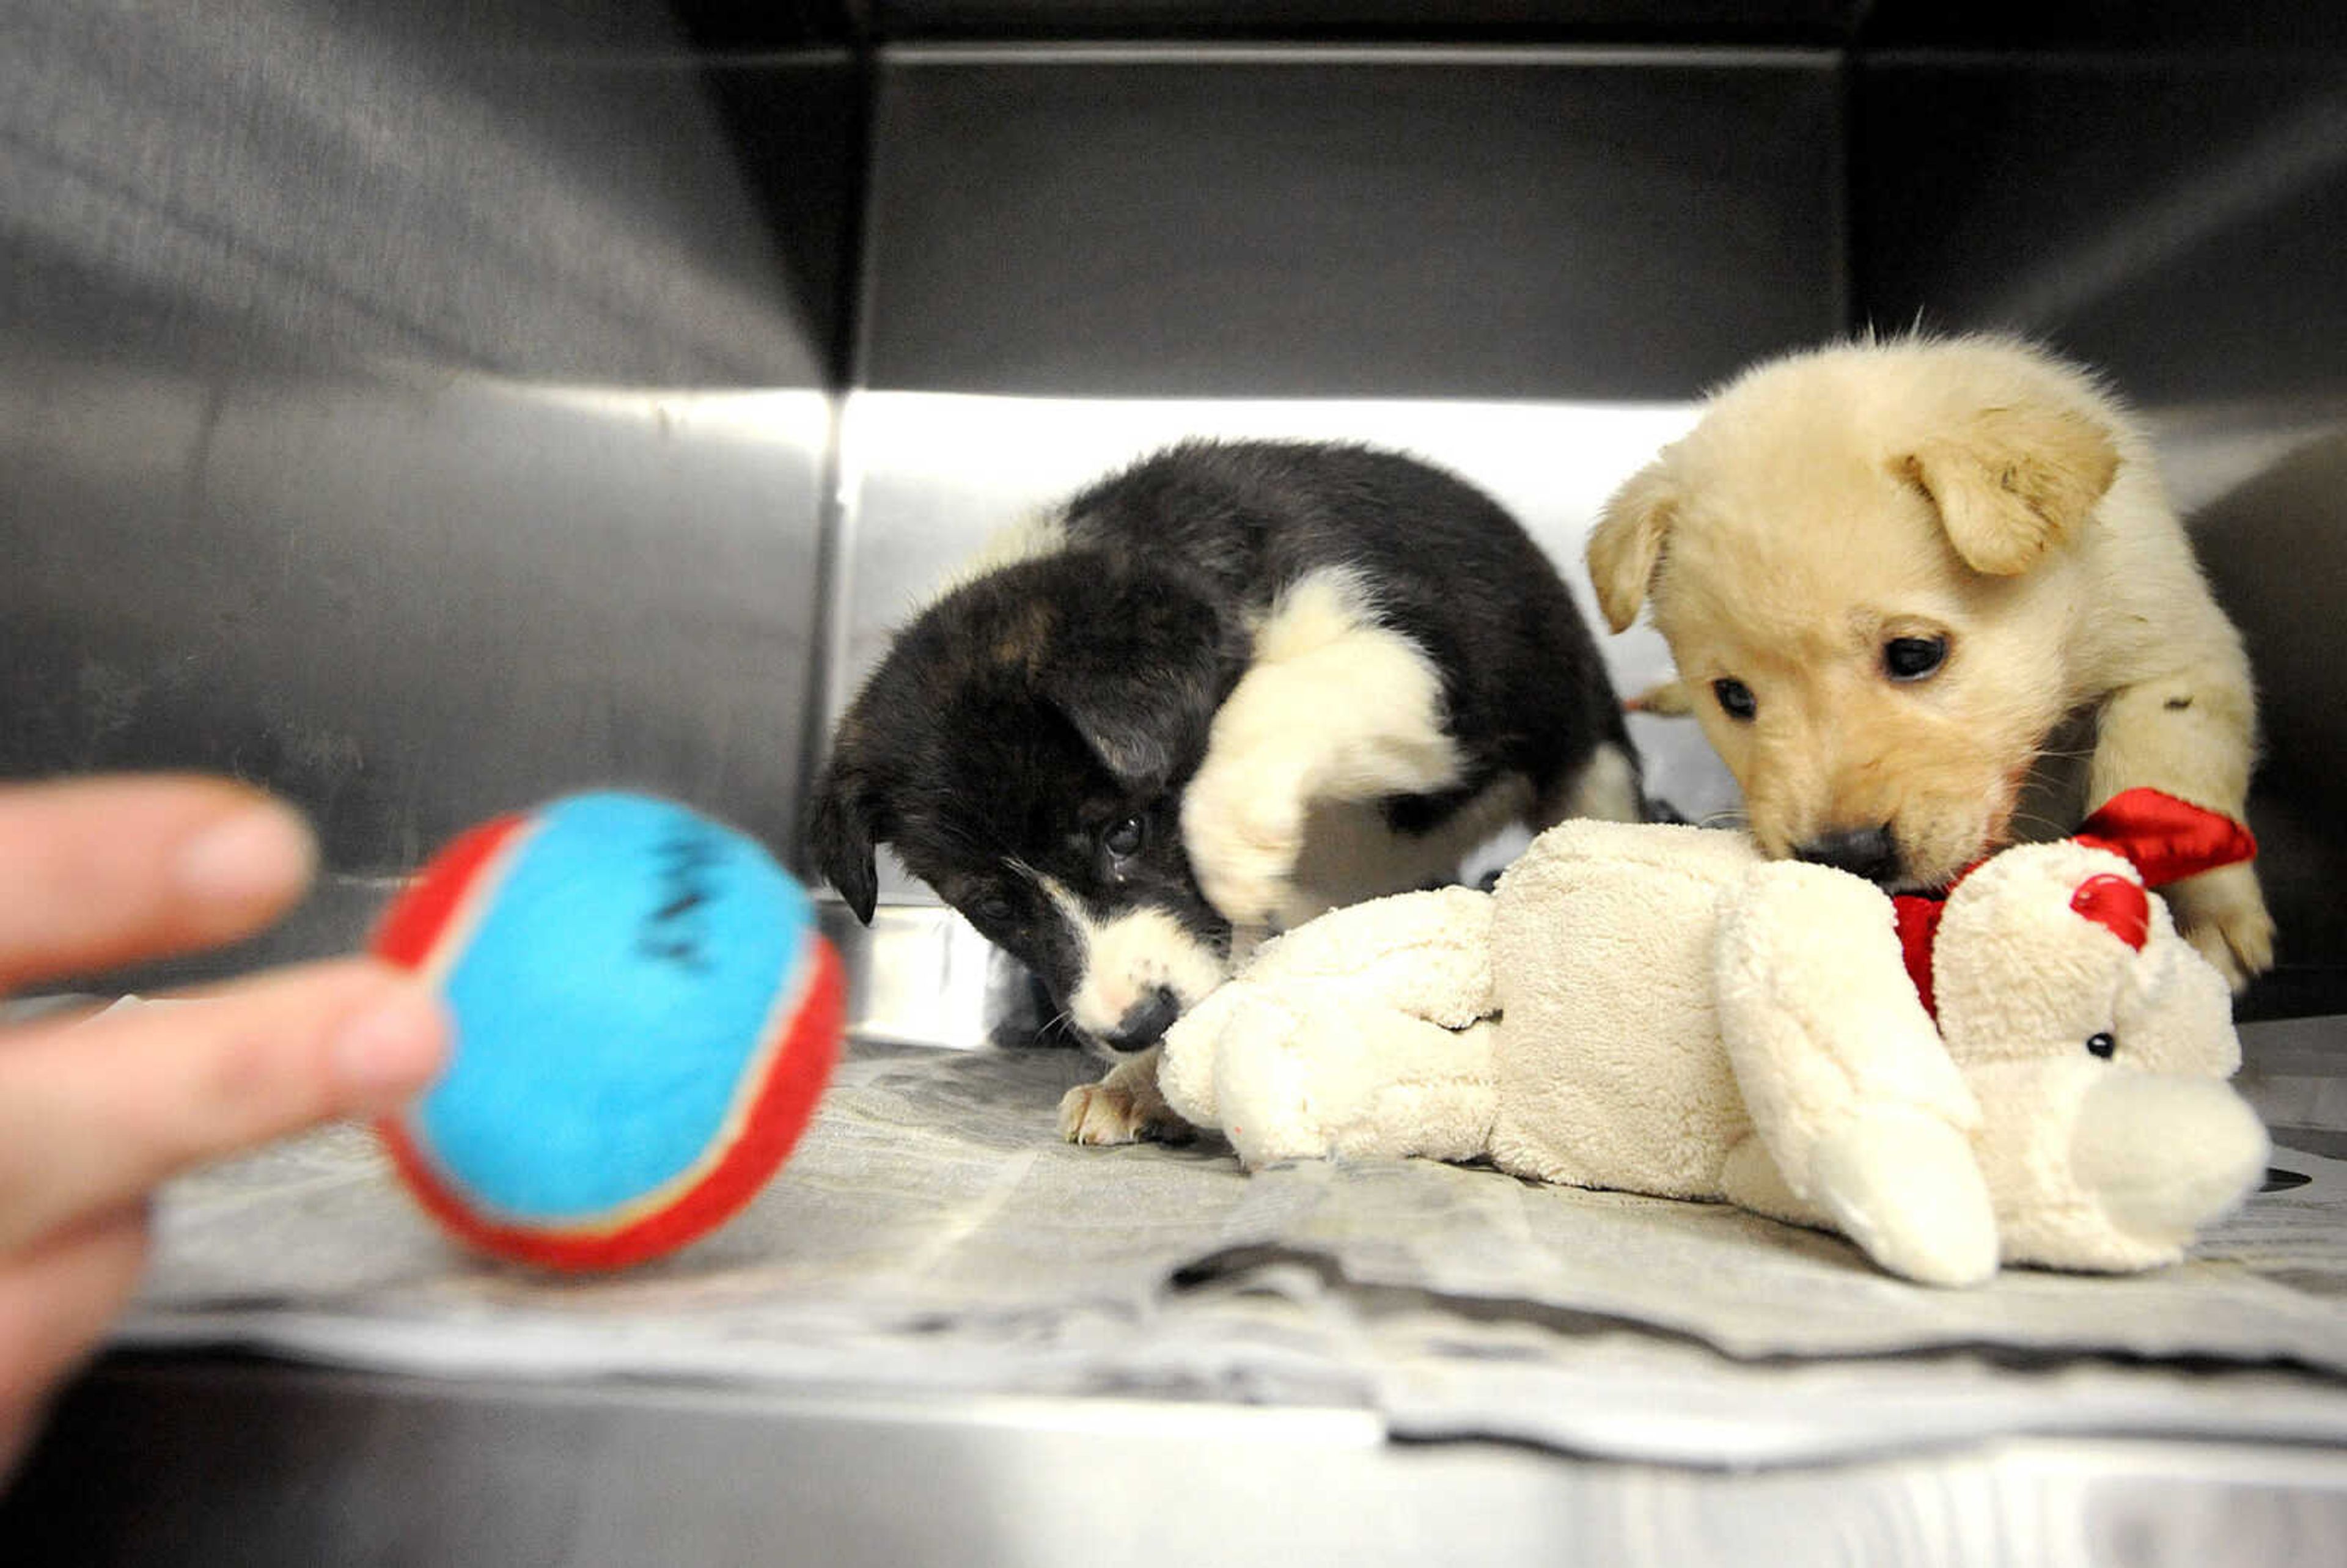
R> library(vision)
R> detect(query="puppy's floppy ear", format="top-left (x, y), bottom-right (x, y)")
top-left (1038, 584), bottom-right (1229, 793)
top-left (803, 751), bottom-right (883, 925)
top-left (1899, 403), bottom-right (2120, 576)
top-left (1587, 460), bottom-right (1680, 632)
top-left (1046, 680), bottom-right (1180, 791)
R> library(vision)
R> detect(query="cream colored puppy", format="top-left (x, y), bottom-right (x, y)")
top-left (1588, 335), bottom-right (2274, 988)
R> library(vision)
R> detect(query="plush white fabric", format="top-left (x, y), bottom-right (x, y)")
top-left (1157, 885), bottom-right (1496, 1165)
top-left (1158, 821), bottom-right (2268, 1287)
top-left (1485, 820), bottom-right (1757, 1199)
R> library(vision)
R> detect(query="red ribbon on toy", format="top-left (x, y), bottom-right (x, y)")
top-left (1892, 894), bottom-right (1949, 1019)
top-left (2071, 787), bottom-right (2259, 889)
top-left (1889, 789), bottom-right (2255, 1019)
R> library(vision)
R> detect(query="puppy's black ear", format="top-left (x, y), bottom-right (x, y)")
top-left (803, 761), bottom-right (881, 925)
top-left (1045, 678), bottom-right (1183, 791)
top-left (1589, 460), bottom-right (1679, 632)
top-left (1900, 403), bottom-right (2120, 576)
top-left (1039, 585), bottom-right (1228, 793)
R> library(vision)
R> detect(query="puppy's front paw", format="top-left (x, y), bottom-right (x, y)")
top-left (1057, 1049), bottom-right (1193, 1146)
top-left (1181, 764), bottom-right (1306, 929)
top-left (2164, 862), bottom-right (2276, 991)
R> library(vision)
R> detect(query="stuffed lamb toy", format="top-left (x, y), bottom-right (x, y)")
top-left (1159, 789), bottom-right (2270, 1286)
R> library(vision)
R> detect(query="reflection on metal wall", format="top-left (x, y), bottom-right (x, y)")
top-left (1854, 52), bottom-right (2347, 405)
top-left (4, 2), bottom-right (843, 384)
top-left (1, 0), bottom-right (855, 978)
top-left (4, 362), bottom-right (833, 862)
top-left (860, 47), bottom-right (1846, 398)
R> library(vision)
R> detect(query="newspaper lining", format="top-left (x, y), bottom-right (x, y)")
top-left (123, 1039), bottom-right (2347, 1466)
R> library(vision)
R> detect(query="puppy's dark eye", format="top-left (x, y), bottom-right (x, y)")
top-left (1103, 816), bottom-right (1147, 859)
top-left (1712, 678), bottom-right (1758, 722)
top-left (968, 892), bottom-right (1019, 930)
top-left (2086, 1031), bottom-right (2117, 1060)
top-left (1884, 636), bottom-right (1948, 683)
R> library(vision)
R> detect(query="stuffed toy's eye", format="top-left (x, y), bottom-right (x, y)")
top-left (2086, 1031), bottom-right (2117, 1060)
top-left (1103, 817), bottom-right (1148, 859)
top-left (1712, 678), bottom-right (1758, 721)
top-left (1884, 635), bottom-right (1948, 682)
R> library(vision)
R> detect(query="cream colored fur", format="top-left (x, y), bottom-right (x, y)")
top-left (1586, 335), bottom-right (2272, 988)
top-left (1180, 568), bottom-right (1469, 931)
top-left (1160, 818), bottom-right (2268, 1288)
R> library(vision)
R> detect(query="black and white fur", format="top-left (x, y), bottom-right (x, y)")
top-left (805, 439), bottom-right (1643, 1144)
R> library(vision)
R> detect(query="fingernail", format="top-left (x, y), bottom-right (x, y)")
top-left (176, 801), bottom-right (317, 906)
top-left (333, 984), bottom-right (450, 1108)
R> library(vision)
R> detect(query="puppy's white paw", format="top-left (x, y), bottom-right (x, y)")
top-left (1057, 1049), bottom-right (1192, 1146)
top-left (1181, 763), bottom-right (1306, 929)
top-left (2164, 862), bottom-right (2276, 992)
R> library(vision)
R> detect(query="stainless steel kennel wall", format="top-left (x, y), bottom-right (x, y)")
top-left (1, 0), bottom-right (859, 981)
top-left (2, 1), bottom-right (2341, 1020)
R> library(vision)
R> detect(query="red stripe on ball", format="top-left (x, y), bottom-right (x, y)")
top-left (371, 813), bottom-right (531, 970)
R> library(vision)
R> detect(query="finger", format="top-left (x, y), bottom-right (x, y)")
top-left (0, 1206), bottom-right (149, 1479)
top-left (0, 959), bottom-right (447, 1253)
top-left (0, 774), bottom-right (318, 992)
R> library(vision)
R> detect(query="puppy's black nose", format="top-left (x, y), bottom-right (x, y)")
top-left (1101, 986), bottom-right (1181, 1053)
top-left (1793, 826), bottom-right (1903, 885)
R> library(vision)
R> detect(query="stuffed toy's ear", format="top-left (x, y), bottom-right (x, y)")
top-left (1898, 401), bottom-right (2120, 576)
top-left (1587, 460), bottom-right (1680, 633)
top-left (1715, 860), bottom-right (1997, 1287)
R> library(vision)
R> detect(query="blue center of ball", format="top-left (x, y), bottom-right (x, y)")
top-left (417, 793), bottom-right (813, 1222)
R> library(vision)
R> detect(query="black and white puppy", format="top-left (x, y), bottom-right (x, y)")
top-left (806, 439), bottom-right (1642, 1144)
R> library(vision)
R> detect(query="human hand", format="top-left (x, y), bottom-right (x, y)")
top-left (0, 775), bottom-right (448, 1476)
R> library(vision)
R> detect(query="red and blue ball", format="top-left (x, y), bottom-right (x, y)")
top-left (370, 792), bottom-right (843, 1272)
